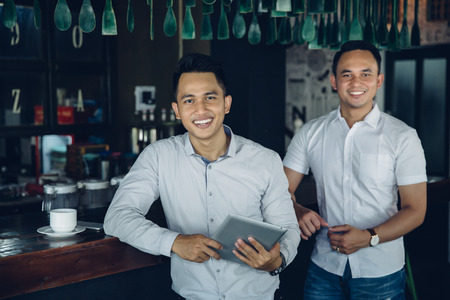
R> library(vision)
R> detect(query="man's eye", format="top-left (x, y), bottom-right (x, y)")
top-left (206, 96), bottom-right (216, 101)
top-left (184, 99), bottom-right (194, 104)
top-left (343, 74), bottom-right (352, 78)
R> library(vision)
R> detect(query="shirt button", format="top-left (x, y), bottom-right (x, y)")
top-left (209, 218), bottom-right (214, 222)
top-left (216, 269), bottom-right (220, 273)
top-left (208, 165), bottom-right (212, 169)
top-left (208, 192), bottom-right (212, 196)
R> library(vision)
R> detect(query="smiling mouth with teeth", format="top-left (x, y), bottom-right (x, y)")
top-left (349, 91), bottom-right (366, 95)
top-left (194, 118), bottom-right (213, 125)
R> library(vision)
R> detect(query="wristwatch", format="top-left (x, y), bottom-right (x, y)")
top-left (367, 228), bottom-right (379, 246)
top-left (269, 253), bottom-right (286, 276)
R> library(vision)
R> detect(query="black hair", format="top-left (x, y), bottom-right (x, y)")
top-left (332, 41), bottom-right (382, 75)
top-left (173, 53), bottom-right (227, 100)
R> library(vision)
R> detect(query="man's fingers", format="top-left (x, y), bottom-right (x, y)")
top-left (247, 236), bottom-right (266, 253)
top-left (320, 218), bottom-right (330, 227)
top-left (205, 238), bottom-right (223, 250)
top-left (329, 224), bottom-right (350, 232)
top-left (233, 249), bottom-right (251, 264)
top-left (200, 238), bottom-right (223, 260)
top-left (300, 219), bottom-right (319, 237)
top-left (299, 210), bottom-right (328, 239)
top-left (235, 239), bottom-right (255, 256)
top-left (311, 217), bottom-right (323, 230)
top-left (206, 246), bottom-right (222, 260)
top-left (172, 234), bottom-right (224, 262)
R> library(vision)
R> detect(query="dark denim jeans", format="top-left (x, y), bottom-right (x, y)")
top-left (304, 261), bottom-right (406, 300)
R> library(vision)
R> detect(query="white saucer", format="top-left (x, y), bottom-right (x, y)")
top-left (37, 225), bottom-right (86, 237)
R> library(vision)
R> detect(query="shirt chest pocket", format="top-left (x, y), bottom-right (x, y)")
top-left (359, 154), bottom-right (395, 187)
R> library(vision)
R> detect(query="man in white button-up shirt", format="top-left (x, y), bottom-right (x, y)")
top-left (283, 41), bottom-right (427, 299)
top-left (104, 54), bottom-right (300, 300)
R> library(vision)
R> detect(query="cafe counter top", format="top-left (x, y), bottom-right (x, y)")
top-left (0, 207), bottom-right (168, 299)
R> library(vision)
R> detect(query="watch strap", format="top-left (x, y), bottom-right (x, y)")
top-left (269, 253), bottom-right (286, 276)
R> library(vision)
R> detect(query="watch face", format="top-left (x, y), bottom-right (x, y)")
top-left (370, 235), bottom-right (380, 246)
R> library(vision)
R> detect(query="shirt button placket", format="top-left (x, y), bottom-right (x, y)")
top-left (343, 133), bottom-right (352, 221)
top-left (206, 163), bottom-right (217, 233)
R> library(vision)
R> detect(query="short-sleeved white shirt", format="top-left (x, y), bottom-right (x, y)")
top-left (283, 103), bottom-right (427, 278)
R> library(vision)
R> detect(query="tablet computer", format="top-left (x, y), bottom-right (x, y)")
top-left (211, 213), bottom-right (287, 265)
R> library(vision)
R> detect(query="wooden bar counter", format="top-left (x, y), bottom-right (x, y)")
top-left (0, 207), bottom-right (168, 299)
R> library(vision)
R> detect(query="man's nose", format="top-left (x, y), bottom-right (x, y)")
top-left (350, 76), bottom-right (363, 86)
top-left (194, 100), bottom-right (207, 113)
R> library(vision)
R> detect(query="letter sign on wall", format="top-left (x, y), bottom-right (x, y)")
top-left (12, 89), bottom-right (21, 114)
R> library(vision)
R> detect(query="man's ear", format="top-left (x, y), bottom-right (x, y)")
top-left (330, 74), bottom-right (337, 91)
top-left (224, 95), bottom-right (232, 114)
top-left (171, 101), bottom-right (181, 119)
top-left (377, 73), bottom-right (384, 89)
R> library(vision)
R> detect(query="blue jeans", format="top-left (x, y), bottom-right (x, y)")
top-left (304, 261), bottom-right (406, 300)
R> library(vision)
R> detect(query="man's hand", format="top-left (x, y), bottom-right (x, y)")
top-left (171, 234), bottom-right (223, 263)
top-left (294, 202), bottom-right (329, 240)
top-left (284, 167), bottom-right (327, 240)
top-left (327, 225), bottom-right (371, 255)
top-left (232, 237), bottom-right (282, 272)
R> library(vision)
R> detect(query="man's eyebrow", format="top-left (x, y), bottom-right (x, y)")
top-left (180, 91), bottom-right (219, 101)
top-left (340, 68), bottom-right (373, 74)
top-left (180, 94), bottom-right (194, 101)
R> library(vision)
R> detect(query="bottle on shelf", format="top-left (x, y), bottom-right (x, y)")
top-left (130, 110), bottom-right (142, 155)
top-left (165, 109), bottom-right (178, 137)
top-left (158, 108), bottom-right (167, 140)
top-left (131, 109), bottom-right (159, 154)
top-left (148, 108), bottom-right (158, 144)
top-left (157, 107), bottom-right (184, 139)
top-left (139, 110), bottom-right (149, 152)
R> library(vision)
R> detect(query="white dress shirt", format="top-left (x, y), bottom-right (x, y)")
top-left (283, 103), bottom-right (427, 278)
top-left (104, 125), bottom-right (300, 300)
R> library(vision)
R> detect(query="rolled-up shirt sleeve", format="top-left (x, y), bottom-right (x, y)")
top-left (261, 152), bottom-right (301, 265)
top-left (104, 146), bottom-right (179, 257)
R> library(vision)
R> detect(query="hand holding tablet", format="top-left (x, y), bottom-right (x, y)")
top-left (211, 213), bottom-right (287, 266)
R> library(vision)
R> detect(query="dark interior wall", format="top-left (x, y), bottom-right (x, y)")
top-left (112, 0), bottom-right (178, 152)
top-left (113, 2), bottom-right (286, 156)
top-left (0, 1), bottom-right (284, 178)
top-left (211, 14), bottom-right (286, 157)
top-left (112, 1), bottom-right (210, 153)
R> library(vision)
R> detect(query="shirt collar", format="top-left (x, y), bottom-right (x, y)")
top-left (364, 102), bottom-right (380, 128)
top-left (183, 124), bottom-right (235, 159)
top-left (332, 102), bottom-right (380, 128)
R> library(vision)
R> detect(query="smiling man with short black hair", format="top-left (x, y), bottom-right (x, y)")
top-left (284, 41), bottom-right (427, 299)
top-left (105, 53), bottom-right (300, 300)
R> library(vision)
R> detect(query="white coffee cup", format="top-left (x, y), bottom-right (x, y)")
top-left (50, 208), bottom-right (77, 233)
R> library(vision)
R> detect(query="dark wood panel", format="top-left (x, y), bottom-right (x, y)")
top-left (0, 207), bottom-right (167, 299)
top-left (0, 236), bottom-right (164, 299)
